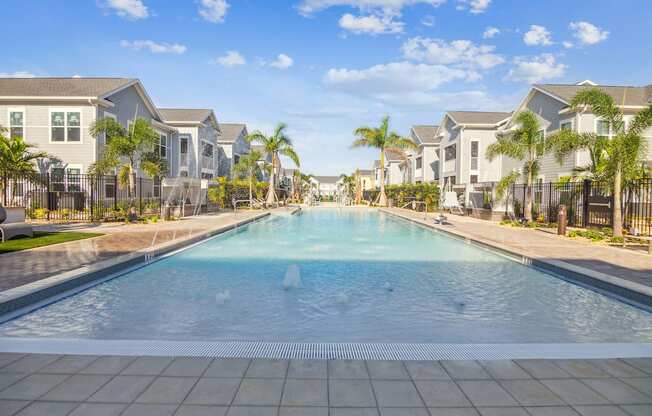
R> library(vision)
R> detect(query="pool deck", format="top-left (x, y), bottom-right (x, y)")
top-left (382, 208), bottom-right (652, 292)
top-left (0, 354), bottom-right (651, 416)
top-left (0, 209), bottom-right (287, 293)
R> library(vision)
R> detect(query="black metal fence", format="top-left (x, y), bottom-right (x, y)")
top-left (511, 179), bottom-right (652, 235)
top-left (1, 172), bottom-right (162, 221)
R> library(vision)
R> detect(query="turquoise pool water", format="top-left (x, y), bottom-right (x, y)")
top-left (1, 209), bottom-right (652, 343)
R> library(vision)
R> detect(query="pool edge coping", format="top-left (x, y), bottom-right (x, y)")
top-left (380, 208), bottom-right (652, 309)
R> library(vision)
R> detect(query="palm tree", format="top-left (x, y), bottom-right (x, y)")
top-left (566, 88), bottom-right (652, 237)
top-left (245, 123), bottom-right (300, 205)
top-left (486, 111), bottom-right (550, 222)
top-left (233, 150), bottom-right (263, 208)
top-left (0, 129), bottom-right (51, 176)
top-left (354, 169), bottom-right (363, 205)
top-left (351, 116), bottom-right (417, 206)
top-left (89, 117), bottom-right (167, 200)
top-left (547, 127), bottom-right (608, 180)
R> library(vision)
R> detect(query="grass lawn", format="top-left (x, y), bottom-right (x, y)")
top-left (0, 231), bottom-right (104, 254)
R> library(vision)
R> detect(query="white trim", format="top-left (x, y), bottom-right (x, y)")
top-left (102, 112), bottom-right (117, 145)
top-left (48, 108), bottom-right (83, 144)
top-left (178, 134), bottom-right (191, 173)
top-left (157, 132), bottom-right (168, 160)
top-left (7, 106), bottom-right (25, 139)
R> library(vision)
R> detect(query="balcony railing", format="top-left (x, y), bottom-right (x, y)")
top-left (201, 155), bottom-right (214, 170)
top-left (180, 152), bottom-right (189, 167)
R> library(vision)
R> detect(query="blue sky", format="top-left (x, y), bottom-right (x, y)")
top-left (3, 0), bottom-right (652, 175)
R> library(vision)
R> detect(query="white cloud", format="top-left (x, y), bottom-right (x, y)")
top-left (401, 37), bottom-right (504, 70)
top-left (483, 26), bottom-right (500, 39)
top-left (339, 13), bottom-right (403, 35)
top-left (198, 0), bottom-right (229, 23)
top-left (523, 25), bottom-right (553, 46)
top-left (120, 40), bottom-right (187, 54)
top-left (563, 41), bottom-right (574, 49)
top-left (104, 0), bottom-right (149, 20)
top-left (456, 0), bottom-right (491, 14)
top-left (269, 54), bottom-right (294, 69)
top-left (216, 51), bottom-right (246, 67)
top-left (0, 71), bottom-right (35, 78)
top-left (569, 21), bottom-right (609, 45)
top-left (505, 54), bottom-right (567, 84)
top-left (421, 15), bottom-right (435, 27)
top-left (297, 0), bottom-right (446, 16)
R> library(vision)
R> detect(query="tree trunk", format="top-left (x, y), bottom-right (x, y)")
top-left (266, 153), bottom-right (276, 205)
top-left (613, 166), bottom-right (623, 238)
top-left (379, 149), bottom-right (387, 207)
top-left (128, 165), bottom-right (136, 204)
top-left (524, 167), bottom-right (533, 222)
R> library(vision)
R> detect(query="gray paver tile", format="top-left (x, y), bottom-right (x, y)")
top-left (0, 400), bottom-right (30, 416)
top-left (552, 361), bottom-right (610, 379)
top-left (69, 403), bottom-right (127, 416)
top-left (281, 379), bottom-right (327, 406)
top-left (233, 378), bottom-right (284, 406)
top-left (121, 403), bottom-right (178, 416)
top-left (367, 361), bottom-right (410, 380)
top-left (162, 358), bottom-right (212, 377)
top-left (379, 409), bottom-right (430, 416)
top-left (121, 357), bottom-right (175, 376)
top-left (136, 376), bottom-right (198, 404)
top-left (620, 378), bottom-right (652, 396)
top-left (0, 373), bottom-right (27, 391)
top-left (0, 373), bottom-right (68, 400)
top-left (14, 401), bottom-right (79, 416)
top-left (279, 407), bottom-right (328, 416)
top-left (476, 408), bottom-right (528, 416)
top-left (428, 409), bottom-right (479, 416)
top-left (457, 380), bottom-right (519, 407)
top-left (622, 358), bottom-right (652, 375)
top-left (329, 379), bottom-right (376, 407)
top-left (587, 360), bottom-right (647, 378)
top-left (499, 379), bottom-right (565, 406)
top-left (404, 361), bottom-right (450, 380)
top-left (245, 359), bottom-right (288, 378)
top-left (41, 374), bottom-right (112, 401)
top-left (40, 355), bottom-right (99, 374)
top-left (580, 378), bottom-right (652, 404)
top-left (620, 404), bottom-right (652, 416)
top-left (372, 380), bottom-right (424, 407)
top-left (478, 361), bottom-right (531, 380)
top-left (204, 359), bottom-right (250, 378)
top-left (184, 378), bottom-right (241, 405)
top-left (572, 405), bottom-right (630, 416)
top-left (515, 360), bottom-right (570, 379)
top-left (88, 375), bottom-right (155, 403)
top-left (79, 356), bottom-right (135, 374)
top-left (441, 361), bottom-right (490, 380)
top-left (226, 407), bottom-right (278, 416)
top-left (1, 354), bottom-right (61, 373)
top-left (0, 354), bottom-right (25, 369)
top-left (540, 379), bottom-right (609, 405)
top-left (174, 405), bottom-right (228, 416)
top-left (525, 407), bottom-right (581, 416)
top-left (414, 381), bottom-right (471, 407)
top-left (329, 360), bottom-right (369, 379)
top-left (287, 360), bottom-right (327, 379)
top-left (329, 409), bottom-right (379, 416)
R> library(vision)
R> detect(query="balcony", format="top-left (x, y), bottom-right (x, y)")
top-left (201, 155), bottom-right (214, 170)
top-left (180, 152), bottom-right (189, 167)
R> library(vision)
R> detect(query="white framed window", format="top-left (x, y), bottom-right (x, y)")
top-left (416, 156), bottom-right (422, 170)
top-left (470, 141), bottom-right (479, 171)
top-left (560, 120), bottom-right (573, 131)
top-left (444, 144), bottom-right (456, 161)
top-left (596, 119), bottom-right (610, 136)
top-left (535, 129), bottom-right (546, 156)
top-left (202, 142), bottom-right (214, 158)
top-left (50, 109), bottom-right (81, 143)
top-left (158, 133), bottom-right (168, 159)
top-left (8, 108), bottom-right (25, 139)
top-left (103, 112), bottom-right (117, 144)
top-left (50, 164), bottom-right (83, 192)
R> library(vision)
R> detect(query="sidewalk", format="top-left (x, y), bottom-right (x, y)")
top-left (0, 210), bottom-right (275, 292)
top-left (383, 208), bottom-right (652, 289)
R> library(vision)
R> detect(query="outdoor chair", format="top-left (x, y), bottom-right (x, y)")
top-left (0, 204), bottom-right (34, 243)
top-left (442, 191), bottom-right (465, 215)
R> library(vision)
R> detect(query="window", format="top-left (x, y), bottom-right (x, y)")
top-left (153, 179), bottom-right (160, 198)
top-left (201, 172), bottom-right (214, 180)
top-left (535, 178), bottom-right (544, 204)
top-left (444, 144), bottom-right (456, 161)
top-left (416, 157), bottom-right (422, 169)
top-left (470, 141), bottom-right (479, 171)
top-left (104, 113), bottom-right (117, 144)
top-left (202, 142), bottom-right (214, 158)
top-left (560, 121), bottom-right (572, 131)
top-left (234, 154), bottom-right (240, 165)
top-left (470, 175), bottom-right (478, 184)
top-left (67, 168), bottom-right (81, 192)
top-left (535, 129), bottom-right (545, 156)
top-left (180, 170), bottom-right (189, 177)
top-left (9, 110), bottom-right (24, 139)
top-left (51, 110), bottom-right (81, 142)
top-left (596, 120), bottom-right (610, 136)
top-left (105, 182), bottom-right (116, 198)
top-left (158, 134), bottom-right (168, 159)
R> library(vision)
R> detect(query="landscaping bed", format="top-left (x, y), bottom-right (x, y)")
top-left (0, 231), bottom-right (104, 254)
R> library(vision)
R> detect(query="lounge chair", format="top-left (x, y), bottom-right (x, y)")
top-left (442, 191), bottom-right (465, 215)
top-left (0, 204), bottom-right (33, 243)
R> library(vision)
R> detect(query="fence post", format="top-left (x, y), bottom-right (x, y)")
top-left (90, 175), bottom-right (95, 221)
top-left (547, 182), bottom-right (552, 222)
top-left (2, 172), bottom-right (6, 206)
top-left (46, 172), bottom-right (51, 221)
top-left (582, 179), bottom-right (590, 228)
top-left (139, 177), bottom-right (142, 215)
top-left (158, 177), bottom-right (163, 218)
top-left (114, 175), bottom-right (118, 211)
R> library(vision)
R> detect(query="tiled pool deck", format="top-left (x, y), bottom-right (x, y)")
top-left (0, 354), bottom-right (651, 415)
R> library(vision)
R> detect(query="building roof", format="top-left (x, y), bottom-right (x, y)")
top-left (447, 111), bottom-right (512, 126)
top-left (534, 83), bottom-right (652, 107)
top-left (357, 169), bottom-right (373, 175)
top-left (313, 176), bottom-right (340, 183)
top-left (385, 148), bottom-right (406, 162)
top-left (158, 108), bottom-right (213, 123)
top-left (219, 123), bottom-right (247, 143)
top-left (411, 125), bottom-right (440, 144)
top-left (0, 77), bottom-right (135, 97)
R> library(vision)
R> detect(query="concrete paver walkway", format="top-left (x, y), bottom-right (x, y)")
top-left (0, 354), bottom-right (651, 415)
top-left (0, 210), bottom-right (276, 292)
top-left (384, 208), bottom-right (652, 289)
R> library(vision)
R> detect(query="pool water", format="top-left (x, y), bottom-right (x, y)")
top-left (2, 209), bottom-right (652, 343)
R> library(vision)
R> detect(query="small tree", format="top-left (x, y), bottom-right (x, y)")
top-left (351, 116), bottom-right (417, 206)
top-left (0, 129), bottom-right (50, 176)
top-left (90, 117), bottom-right (167, 203)
top-left (487, 111), bottom-right (550, 222)
top-left (233, 150), bottom-right (263, 208)
top-left (547, 127), bottom-right (608, 180)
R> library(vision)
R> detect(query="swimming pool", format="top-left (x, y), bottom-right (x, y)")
top-left (1, 208), bottom-right (652, 344)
